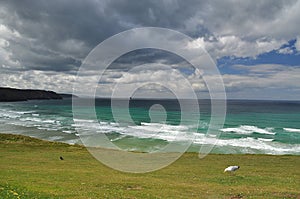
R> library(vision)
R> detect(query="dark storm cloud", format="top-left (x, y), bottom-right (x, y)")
top-left (1, 0), bottom-right (116, 46)
top-left (0, 0), bottom-right (126, 72)
top-left (0, 0), bottom-right (212, 73)
top-left (1, 0), bottom-right (297, 73)
top-left (110, 49), bottom-right (191, 71)
top-left (5, 38), bottom-right (81, 72)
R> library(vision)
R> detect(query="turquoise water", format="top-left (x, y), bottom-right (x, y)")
top-left (0, 99), bottom-right (300, 155)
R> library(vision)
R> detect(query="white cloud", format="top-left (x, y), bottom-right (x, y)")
top-left (86, 63), bottom-right (300, 100)
top-left (0, 70), bottom-right (76, 93)
top-left (189, 0), bottom-right (300, 40)
top-left (0, 24), bottom-right (21, 68)
top-left (97, 63), bottom-right (208, 98)
top-left (188, 36), bottom-right (285, 58)
top-left (1, 61), bottom-right (300, 100)
top-left (223, 64), bottom-right (300, 99)
top-left (0, 24), bottom-right (20, 39)
top-left (277, 47), bottom-right (294, 54)
top-left (183, 1), bottom-right (300, 59)
top-left (295, 37), bottom-right (300, 51)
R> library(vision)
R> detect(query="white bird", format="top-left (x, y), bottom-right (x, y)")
top-left (224, 166), bottom-right (240, 173)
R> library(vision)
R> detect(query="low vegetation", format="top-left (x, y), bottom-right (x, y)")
top-left (0, 134), bottom-right (299, 198)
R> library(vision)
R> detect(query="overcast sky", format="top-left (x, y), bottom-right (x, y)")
top-left (0, 0), bottom-right (300, 100)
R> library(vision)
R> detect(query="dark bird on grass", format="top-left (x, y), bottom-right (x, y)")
top-left (60, 156), bottom-right (64, 160)
top-left (224, 165), bottom-right (240, 173)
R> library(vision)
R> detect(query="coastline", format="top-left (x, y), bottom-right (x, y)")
top-left (1, 98), bottom-right (300, 155)
top-left (1, 133), bottom-right (299, 198)
top-left (2, 131), bottom-right (300, 155)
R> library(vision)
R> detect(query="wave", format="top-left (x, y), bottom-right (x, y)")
top-left (1, 110), bottom-right (69, 133)
top-left (195, 137), bottom-right (300, 155)
top-left (64, 139), bottom-right (81, 145)
top-left (0, 109), bottom-right (36, 119)
top-left (2, 106), bottom-right (299, 155)
top-left (20, 117), bottom-right (42, 122)
top-left (62, 130), bottom-right (75, 134)
top-left (220, 125), bottom-right (275, 135)
top-left (73, 120), bottom-right (193, 141)
top-left (283, 128), bottom-right (300, 133)
top-left (257, 138), bottom-right (274, 142)
top-left (73, 121), bottom-right (300, 154)
top-left (73, 118), bottom-right (95, 123)
top-left (15, 111), bottom-right (36, 114)
top-left (0, 110), bottom-right (21, 119)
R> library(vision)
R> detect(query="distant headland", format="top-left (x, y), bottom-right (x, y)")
top-left (0, 87), bottom-right (76, 102)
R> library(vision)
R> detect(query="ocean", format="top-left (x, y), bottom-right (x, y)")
top-left (0, 98), bottom-right (300, 155)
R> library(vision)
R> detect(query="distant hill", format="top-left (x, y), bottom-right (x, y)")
top-left (0, 87), bottom-right (67, 102)
top-left (58, 93), bottom-right (78, 98)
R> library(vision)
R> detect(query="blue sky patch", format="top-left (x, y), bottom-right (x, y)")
top-left (218, 39), bottom-right (300, 74)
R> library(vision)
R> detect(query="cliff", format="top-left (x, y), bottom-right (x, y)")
top-left (0, 87), bottom-right (62, 102)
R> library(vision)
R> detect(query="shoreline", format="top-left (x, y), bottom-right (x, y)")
top-left (1, 99), bottom-right (300, 156)
top-left (1, 132), bottom-right (300, 156)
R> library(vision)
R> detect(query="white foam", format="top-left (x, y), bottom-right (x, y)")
top-left (62, 130), bottom-right (75, 134)
top-left (283, 128), bottom-right (300, 133)
top-left (42, 120), bottom-right (56, 124)
top-left (20, 117), bottom-right (42, 122)
top-left (257, 138), bottom-right (274, 142)
top-left (73, 118), bottom-right (96, 123)
top-left (130, 123), bottom-right (188, 136)
top-left (194, 137), bottom-right (300, 155)
top-left (0, 110), bottom-right (21, 119)
top-left (220, 125), bottom-right (275, 135)
top-left (15, 111), bottom-right (36, 114)
top-left (1, 105), bottom-right (298, 155)
top-left (74, 121), bottom-right (194, 142)
top-left (75, 121), bottom-right (300, 155)
top-left (220, 127), bottom-right (250, 134)
top-left (37, 127), bottom-right (58, 131)
top-left (110, 135), bottom-right (127, 142)
top-left (48, 136), bottom-right (64, 141)
top-left (64, 139), bottom-right (81, 145)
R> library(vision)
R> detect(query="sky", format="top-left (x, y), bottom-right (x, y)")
top-left (0, 0), bottom-right (300, 100)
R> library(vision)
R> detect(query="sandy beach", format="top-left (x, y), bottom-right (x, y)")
top-left (1, 133), bottom-right (299, 199)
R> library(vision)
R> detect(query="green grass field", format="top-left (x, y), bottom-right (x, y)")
top-left (0, 134), bottom-right (299, 199)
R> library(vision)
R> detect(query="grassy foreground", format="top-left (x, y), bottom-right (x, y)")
top-left (0, 134), bottom-right (299, 199)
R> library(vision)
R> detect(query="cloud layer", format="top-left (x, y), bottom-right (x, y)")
top-left (0, 0), bottom-right (299, 99)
